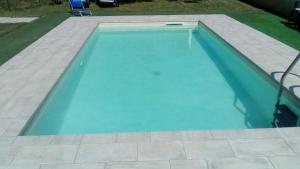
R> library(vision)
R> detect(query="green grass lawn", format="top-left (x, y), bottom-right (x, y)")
top-left (0, 14), bottom-right (69, 65)
top-left (1, 0), bottom-right (261, 16)
top-left (0, 0), bottom-right (299, 66)
top-left (0, 24), bottom-right (24, 37)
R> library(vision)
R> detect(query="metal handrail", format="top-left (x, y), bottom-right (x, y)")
top-left (275, 53), bottom-right (300, 110)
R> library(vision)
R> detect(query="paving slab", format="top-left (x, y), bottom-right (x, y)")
top-left (49, 135), bottom-right (83, 145)
top-left (170, 160), bottom-right (207, 169)
top-left (181, 131), bottom-right (212, 141)
top-left (81, 134), bottom-right (116, 144)
top-left (11, 146), bottom-right (44, 165)
top-left (13, 136), bottom-right (52, 146)
top-left (0, 136), bottom-right (16, 146)
top-left (183, 140), bottom-right (235, 159)
top-left (208, 157), bottom-right (274, 169)
top-left (210, 128), bottom-right (281, 139)
top-left (0, 146), bottom-right (19, 165)
top-left (151, 132), bottom-right (182, 142)
top-left (286, 137), bottom-right (300, 153)
top-left (40, 163), bottom-right (105, 169)
top-left (12, 145), bottom-right (78, 165)
top-left (106, 161), bottom-right (170, 169)
top-left (138, 141), bottom-right (186, 161)
top-left (116, 132), bottom-right (151, 143)
top-left (269, 156), bottom-right (300, 169)
top-left (277, 127), bottom-right (300, 137)
top-left (230, 139), bottom-right (294, 157)
top-left (0, 17), bottom-right (38, 23)
top-left (0, 165), bottom-right (40, 169)
top-left (75, 143), bottom-right (137, 163)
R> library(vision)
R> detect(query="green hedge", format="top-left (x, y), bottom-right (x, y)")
top-left (241, 0), bottom-right (296, 18)
top-left (0, 0), bottom-right (53, 11)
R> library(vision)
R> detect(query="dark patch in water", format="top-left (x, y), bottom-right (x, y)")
top-left (153, 71), bottom-right (160, 76)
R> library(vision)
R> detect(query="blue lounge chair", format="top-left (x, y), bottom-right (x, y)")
top-left (69, 0), bottom-right (92, 16)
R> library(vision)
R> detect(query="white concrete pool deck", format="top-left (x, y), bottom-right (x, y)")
top-left (0, 17), bottom-right (38, 23)
top-left (0, 15), bottom-right (299, 168)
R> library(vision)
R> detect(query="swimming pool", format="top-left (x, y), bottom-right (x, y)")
top-left (22, 22), bottom-right (300, 135)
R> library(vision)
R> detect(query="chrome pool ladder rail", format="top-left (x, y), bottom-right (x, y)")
top-left (275, 53), bottom-right (300, 109)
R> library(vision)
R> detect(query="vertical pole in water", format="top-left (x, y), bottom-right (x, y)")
top-left (275, 53), bottom-right (300, 111)
top-left (273, 52), bottom-right (300, 126)
top-left (272, 53), bottom-right (300, 127)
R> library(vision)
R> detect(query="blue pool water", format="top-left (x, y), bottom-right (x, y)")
top-left (23, 23), bottom-right (300, 135)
